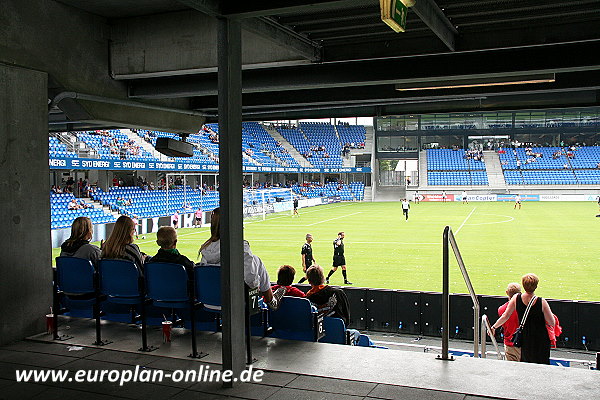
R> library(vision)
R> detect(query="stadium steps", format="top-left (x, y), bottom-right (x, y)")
top-left (419, 150), bottom-right (428, 187)
top-left (121, 129), bottom-right (165, 161)
top-left (483, 150), bottom-right (507, 189)
top-left (374, 185), bottom-right (405, 201)
top-left (264, 125), bottom-right (313, 167)
top-left (363, 185), bottom-right (373, 201)
top-left (80, 197), bottom-right (121, 219)
top-left (95, 200), bottom-right (122, 219)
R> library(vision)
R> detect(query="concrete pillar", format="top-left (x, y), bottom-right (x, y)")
top-left (218, 17), bottom-right (245, 383)
top-left (0, 64), bottom-right (50, 345)
top-left (96, 170), bottom-right (110, 191)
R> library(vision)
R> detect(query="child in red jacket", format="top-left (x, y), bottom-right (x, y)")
top-left (271, 265), bottom-right (306, 297)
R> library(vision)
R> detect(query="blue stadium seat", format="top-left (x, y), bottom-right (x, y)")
top-left (145, 262), bottom-right (205, 358)
top-left (269, 297), bottom-right (324, 342)
top-left (98, 259), bottom-right (154, 352)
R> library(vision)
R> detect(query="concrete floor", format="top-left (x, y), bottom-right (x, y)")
top-left (1, 317), bottom-right (598, 400)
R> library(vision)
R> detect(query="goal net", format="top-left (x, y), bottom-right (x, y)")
top-left (243, 188), bottom-right (294, 222)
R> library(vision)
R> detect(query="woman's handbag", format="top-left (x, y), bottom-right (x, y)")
top-left (511, 295), bottom-right (537, 348)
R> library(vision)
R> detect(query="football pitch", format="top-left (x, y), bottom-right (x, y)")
top-left (53, 201), bottom-right (600, 302)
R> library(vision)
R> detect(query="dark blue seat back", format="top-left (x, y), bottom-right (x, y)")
top-left (319, 317), bottom-right (347, 344)
top-left (145, 262), bottom-right (189, 303)
top-left (270, 297), bottom-right (318, 341)
top-left (195, 265), bottom-right (221, 308)
top-left (55, 256), bottom-right (95, 295)
top-left (98, 259), bottom-right (142, 298)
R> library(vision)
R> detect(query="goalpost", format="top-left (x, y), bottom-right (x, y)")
top-left (164, 174), bottom-right (294, 224)
top-left (165, 172), bottom-right (208, 218)
top-left (242, 187), bottom-right (294, 223)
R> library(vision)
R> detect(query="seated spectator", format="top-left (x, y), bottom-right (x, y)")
top-left (148, 226), bottom-right (195, 278)
top-left (272, 265), bottom-right (305, 298)
top-left (68, 199), bottom-right (79, 210)
top-left (60, 217), bottom-right (101, 267)
top-left (101, 216), bottom-right (147, 272)
top-left (198, 208), bottom-right (285, 309)
top-left (305, 265), bottom-right (359, 343)
top-left (305, 265), bottom-right (350, 325)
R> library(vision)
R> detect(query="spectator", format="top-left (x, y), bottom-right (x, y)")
top-left (60, 217), bottom-right (101, 267)
top-left (171, 211), bottom-right (179, 229)
top-left (491, 273), bottom-right (555, 364)
top-left (101, 216), bottom-right (147, 272)
top-left (68, 199), bottom-right (79, 210)
top-left (497, 282), bottom-right (522, 362)
top-left (271, 265), bottom-right (305, 298)
top-left (194, 207), bottom-right (203, 227)
top-left (305, 265), bottom-right (359, 344)
top-left (147, 226), bottom-right (195, 278)
top-left (197, 208), bottom-right (285, 309)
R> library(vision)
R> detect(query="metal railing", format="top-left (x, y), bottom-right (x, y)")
top-left (481, 314), bottom-right (504, 360)
top-left (439, 226), bottom-right (480, 361)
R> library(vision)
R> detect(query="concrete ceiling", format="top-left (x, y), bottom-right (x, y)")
top-left (46, 0), bottom-right (600, 125)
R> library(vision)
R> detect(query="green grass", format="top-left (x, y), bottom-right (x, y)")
top-left (52, 201), bottom-right (600, 301)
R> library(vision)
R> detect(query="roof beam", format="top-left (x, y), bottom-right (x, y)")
top-left (242, 17), bottom-right (321, 62)
top-left (221, 0), bottom-right (374, 19)
top-left (176, 0), bottom-right (321, 61)
top-left (129, 40), bottom-right (600, 99)
top-left (411, 0), bottom-right (457, 51)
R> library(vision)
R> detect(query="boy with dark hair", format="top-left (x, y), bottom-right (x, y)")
top-left (148, 226), bottom-right (195, 277)
top-left (272, 265), bottom-right (305, 297)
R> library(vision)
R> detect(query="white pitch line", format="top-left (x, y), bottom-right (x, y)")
top-left (455, 207), bottom-right (476, 235)
top-left (305, 211), bottom-right (363, 226)
top-left (177, 239), bottom-right (438, 245)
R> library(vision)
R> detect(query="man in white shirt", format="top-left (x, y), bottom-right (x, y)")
top-left (462, 191), bottom-right (468, 204)
top-left (401, 199), bottom-right (410, 221)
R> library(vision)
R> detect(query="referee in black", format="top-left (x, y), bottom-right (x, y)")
top-left (298, 233), bottom-right (315, 283)
top-left (326, 232), bottom-right (352, 285)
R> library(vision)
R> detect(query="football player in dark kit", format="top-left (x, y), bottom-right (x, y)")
top-left (297, 233), bottom-right (315, 284)
top-left (326, 232), bottom-right (352, 285)
top-left (293, 197), bottom-right (299, 216)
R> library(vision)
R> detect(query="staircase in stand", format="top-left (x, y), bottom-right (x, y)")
top-left (121, 129), bottom-right (167, 161)
top-left (419, 150), bottom-right (428, 187)
top-left (264, 125), bottom-right (313, 168)
top-left (483, 150), bottom-right (507, 189)
top-left (81, 197), bottom-right (121, 219)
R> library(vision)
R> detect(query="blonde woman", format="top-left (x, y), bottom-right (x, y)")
top-left (101, 216), bottom-right (146, 271)
top-left (60, 217), bottom-right (101, 266)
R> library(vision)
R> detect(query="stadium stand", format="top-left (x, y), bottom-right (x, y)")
top-left (49, 136), bottom-right (77, 158)
top-left (51, 192), bottom-right (116, 229)
top-left (498, 146), bottom-right (600, 185)
top-left (243, 122), bottom-right (302, 168)
top-left (336, 123), bottom-right (366, 148)
top-left (292, 182), bottom-right (364, 201)
top-left (90, 186), bottom-right (220, 218)
top-left (299, 122), bottom-right (343, 168)
top-left (426, 149), bottom-right (488, 185)
top-left (76, 130), bottom-right (155, 161)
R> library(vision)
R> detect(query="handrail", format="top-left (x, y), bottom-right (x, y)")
top-left (439, 226), bottom-right (480, 361)
top-left (481, 314), bottom-right (504, 360)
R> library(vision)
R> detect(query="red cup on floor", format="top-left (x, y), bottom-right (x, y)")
top-left (46, 314), bottom-right (54, 334)
top-left (162, 321), bottom-right (173, 342)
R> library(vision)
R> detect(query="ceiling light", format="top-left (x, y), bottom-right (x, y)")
top-left (395, 73), bottom-right (555, 91)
